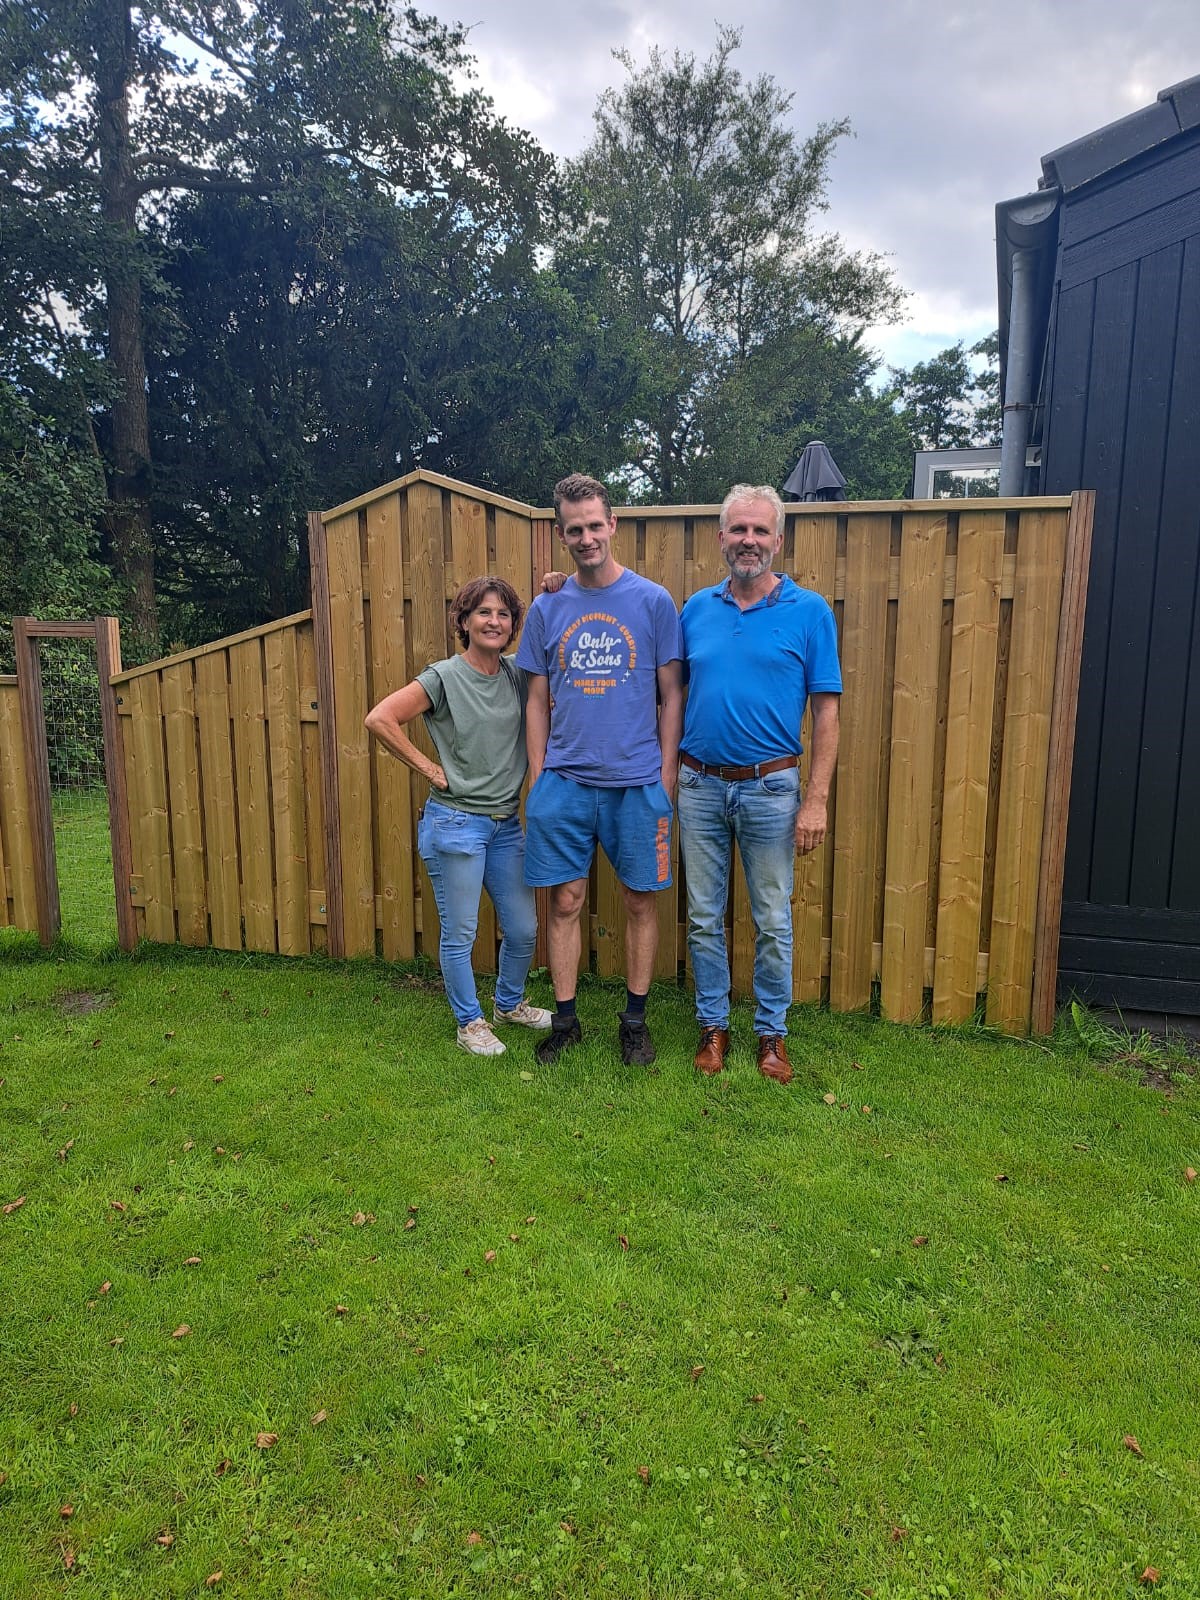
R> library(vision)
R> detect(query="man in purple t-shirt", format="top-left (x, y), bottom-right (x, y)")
top-left (516, 474), bottom-right (683, 1066)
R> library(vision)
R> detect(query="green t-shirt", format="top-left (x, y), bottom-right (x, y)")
top-left (416, 653), bottom-right (528, 816)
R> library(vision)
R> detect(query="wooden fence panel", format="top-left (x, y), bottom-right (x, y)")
top-left (881, 511), bottom-right (948, 1022)
top-left (0, 680), bottom-right (37, 929)
top-left (89, 472), bottom-right (1086, 1035)
top-left (987, 509), bottom-right (1068, 1031)
top-left (194, 649), bottom-right (241, 950)
top-left (933, 511), bottom-right (1005, 1021)
top-left (161, 661), bottom-right (207, 946)
top-left (264, 627), bottom-right (309, 956)
top-left (790, 513), bottom-right (839, 1003)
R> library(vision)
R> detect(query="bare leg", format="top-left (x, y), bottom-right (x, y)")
top-left (621, 886), bottom-right (660, 994)
top-left (546, 878), bottom-right (588, 1001)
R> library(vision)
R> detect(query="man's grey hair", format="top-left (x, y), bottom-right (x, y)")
top-left (720, 484), bottom-right (786, 538)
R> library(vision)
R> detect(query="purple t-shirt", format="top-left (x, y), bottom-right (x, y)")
top-left (516, 569), bottom-right (683, 787)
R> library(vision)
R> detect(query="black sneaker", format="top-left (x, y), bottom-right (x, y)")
top-left (535, 1017), bottom-right (582, 1063)
top-left (618, 1012), bottom-right (656, 1066)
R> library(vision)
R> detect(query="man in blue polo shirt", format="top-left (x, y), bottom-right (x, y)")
top-left (678, 484), bottom-right (841, 1085)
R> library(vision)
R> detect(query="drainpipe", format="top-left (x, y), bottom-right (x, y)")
top-left (1000, 246), bottom-right (1036, 496)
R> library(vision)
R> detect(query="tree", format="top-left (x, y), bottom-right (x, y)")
top-left (889, 334), bottom-right (1001, 451)
top-left (1, 0), bottom-right (551, 650)
top-left (558, 29), bottom-right (905, 501)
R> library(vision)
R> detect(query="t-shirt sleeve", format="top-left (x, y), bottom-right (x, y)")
top-left (806, 600), bottom-right (843, 693)
top-left (653, 587), bottom-right (684, 664)
top-left (515, 599), bottom-right (548, 675)
top-left (416, 662), bottom-right (447, 711)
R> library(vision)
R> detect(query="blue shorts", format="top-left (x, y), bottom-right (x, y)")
top-left (524, 771), bottom-right (674, 892)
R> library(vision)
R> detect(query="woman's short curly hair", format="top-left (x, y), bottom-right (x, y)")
top-left (450, 575), bottom-right (525, 650)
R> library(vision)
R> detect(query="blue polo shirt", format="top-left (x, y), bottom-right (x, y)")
top-left (680, 574), bottom-right (841, 767)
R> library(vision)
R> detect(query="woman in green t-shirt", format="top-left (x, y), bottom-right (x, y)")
top-left (365, 577), bottom-right (551, 1056)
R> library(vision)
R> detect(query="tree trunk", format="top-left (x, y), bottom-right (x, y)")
top-left (95, 0), bottom-right (160, 653)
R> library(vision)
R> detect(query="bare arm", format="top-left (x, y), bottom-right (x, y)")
top-left (525, 673), bottom-right (551, 785)
top-left (795, 693), bottom-right (840, 854)
top-left (656, 659), bottom-right (683, 802)
top-left (364, 680), bottom-right (446, 789)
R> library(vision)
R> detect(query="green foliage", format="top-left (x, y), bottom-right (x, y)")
top-left (889, 333), bottom-right (1001, 452)
top-left (0, 379), bottom-right (116, 669)
top-left (558, 28), bottom-right (906, 502)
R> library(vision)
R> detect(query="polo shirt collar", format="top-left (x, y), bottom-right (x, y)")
top-left (716, 574), bottom-right (787, 610)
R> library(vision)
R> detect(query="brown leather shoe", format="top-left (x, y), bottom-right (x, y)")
top-left (756, 1034), bottom-right (792, 1085)
top-left (693, 1025), bottom-right (730, 1075)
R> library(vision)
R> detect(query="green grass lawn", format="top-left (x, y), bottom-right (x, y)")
top-left (1, 829), bottom-right (1199, 1595)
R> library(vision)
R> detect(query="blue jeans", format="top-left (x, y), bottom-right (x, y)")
top-left (416, 804), bottom-right (538, 1026)
top-left (677, 765), bottom-right (800, 1036)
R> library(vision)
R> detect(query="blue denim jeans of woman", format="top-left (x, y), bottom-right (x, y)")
top-left (416, 804), bottom-right (538, 1027)
top-left (676, 764), bottom-right (800, 1036)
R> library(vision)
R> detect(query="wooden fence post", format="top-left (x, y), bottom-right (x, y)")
top-left (12, 618), bottom-right (58, 945)
top-left (308, 512), bottom-right (345, 959)
top-left (94, 616), bottom-right (138, 952)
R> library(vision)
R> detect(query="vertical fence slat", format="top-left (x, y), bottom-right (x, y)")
top-left (95, 618), bottom-right (137, 952)
top-left (495, 507), bottom-right (533, 609)
top-left (0, 682), bottom-right (37, 929)
top-left (643, 515), bottom-right (684, 981)
top-left (404, 483), bottom-right (447, 961)
top-left (129, 672), bottom-right (175, 943)
top-left (987, 509), bottom-right (1068, 1032)
top-left (0, 686), bottom-right (11, 926)
top-left (296, 622), bottom-right (327, 952)
top-left (366, 493), bottom-right (415, 962)
top-left (325, 511), bottom-right (375, 956)
top-left (194, 650), bottom-right (241, 950)
top-left (791, 513), bottom-right (839, 1003)
top-left (230, 637), bottom-right (276, 953)
top-left (161, 661), bottom-right (207, 946)
top-left (881, 512), bottom-right (948, 1022)
top-left (450, 492), bottom-right (488, 595)
top-left (13, 620), bottom-right (58, 943)
top-left (933, 512), bottom-right (1005, 1022)
top-left (265, 628), bottom-right (309, 956)
top-left (830, 515), bottom-right (891, 1011)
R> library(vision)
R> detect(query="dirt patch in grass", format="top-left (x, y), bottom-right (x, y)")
top-left (55, 989), bottom-right (115, 1016)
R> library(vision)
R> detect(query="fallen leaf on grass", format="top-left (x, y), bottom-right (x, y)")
top-left (1185, 1168), bottom-right (1197, 1184)
top-left (861, 1106), bottom-right (872, 1115)
top-left (911, 1236), bottom-right (929, 1248)
top-left (108, 1336), bottom-right (124, 1347)
top-left (1141, 1569), bottom-right (1160, 1586)
top-left (525, 1215), bottom-right (536, 1225)
top-left (311, 1410), bottom-right (327, 1427)
top-left (407, 1205), bottom-right (419, 1215)
top-left (484, 1250), bottom-right (496, 1264)
top-left (414, 1473), bottom-right (427, 1487)
top-left (466, 1531), bottom-right (483, 1547)
top-left (1073, 1142), bottom-right (1089, 1150)
top-left (508, 1233), bottom-right (520, 1243)
top-left (184, 1256), bottom-right (201, 1267)
top-left (171, 1325), bottom-right (190, 1339)
top-left (335, 1305), bottom-right (348, 1316)
top-left (62, 1548), bottom-right (76, 1571)
top-left (618, 1234), bottom-right (630, 1252)
top-left (57, 1139), bottom-right (74, 1161)
top-left (156, 1531), bottom-right (174, 1546)
top-left (213, 1147), bottom-right (225, 1156)
top-left (212, 1075), bottom-right (224, 1084)
top-left (1124, 1434), bottom-right (1145, 1457)
top-left (69, 1403), bottom-right (78, 1417)
top-left (637, 1465), bottom-right (650, 1484)
top-left (749, 1394), bottom-right (765, 1404)
top-left (890, 1525), bottom-right (908, 1542)
top-left (822, 1093), bottom-right (837, 1105)
top-left (255, 1432), bottom-right (278, 1450)
top-left (404, 1217), bottom-right (416, 1231)
top-left (352, 1212), bottom-right (374, 1227)
top-left (689, 1364), bottom-right (705, 1382)
top-left (205, 1572), bottom-right (222, 1587)
top-left (183, 1141), bottom-right (194, 1151)
top-left (99, 1281), bottom-right (111, 1295)
top-left (60, 1505), bottom-right (74, 1518)
top-left (487, 1155), bottom-right (495, 1166)
top-left (995, 1173), bottom-right (1010, 1182)
top-left (214, 1459), bottom-right (230, 1476)
top-left (2, 1197), bottom-right (25, 1214)
top-left (559, 1520), bottom-right (576, 1536)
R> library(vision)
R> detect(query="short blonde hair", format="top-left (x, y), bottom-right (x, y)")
top-left (720, 484), bottom-right (785, 538)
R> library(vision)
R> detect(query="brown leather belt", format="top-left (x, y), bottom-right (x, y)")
top-left (680, 751), bottom-right (799, 783)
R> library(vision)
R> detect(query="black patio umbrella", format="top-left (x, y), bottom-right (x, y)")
top-left (783, 440), bottom-right (847, 502)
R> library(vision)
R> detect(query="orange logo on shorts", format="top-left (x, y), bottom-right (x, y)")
top-left (655, 816), bottom-right (671, 884)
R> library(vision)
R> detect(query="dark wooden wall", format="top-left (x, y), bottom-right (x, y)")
top-left (1040, 130), bottom-right (1200, 1009)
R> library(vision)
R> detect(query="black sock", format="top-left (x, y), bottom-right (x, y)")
top-left (624, 989), bottom-right (647, 1019)
top-left (554, 998), bottom-right (577, 1028)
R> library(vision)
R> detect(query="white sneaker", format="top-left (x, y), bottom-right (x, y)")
top-left (456, 1018), bottom-right (506, 1056)
top-left (493, 999), bottom-right (553, 1030)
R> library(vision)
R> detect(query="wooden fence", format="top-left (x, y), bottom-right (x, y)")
top-left (0, 676), bottom-right (38, 931)
top-left (15, 470), bottom-right (1091, 1035)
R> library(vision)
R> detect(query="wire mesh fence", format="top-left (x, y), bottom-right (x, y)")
top-left (41, 638), bottom-right (116, 950)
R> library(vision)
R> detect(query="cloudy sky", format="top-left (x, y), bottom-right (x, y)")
top-left (426, 0), bottom-right (1200, 372)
